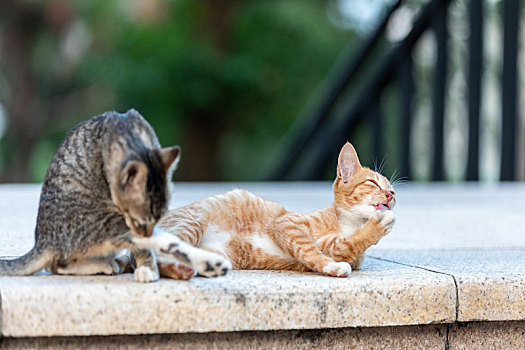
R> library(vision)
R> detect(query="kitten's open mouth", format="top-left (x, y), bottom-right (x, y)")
top-left (375, 203), bottom-right (390, 211)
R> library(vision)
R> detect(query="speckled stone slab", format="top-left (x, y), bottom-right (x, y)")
top-left (0, 258), bottom-right (456, 337)
top-left (448, 321), bottom-right (525, 350)
top-left (1, 183), bottom-right (524, 338)
top-left (1, 324), bottom-right (449, 350)
top-left (371, 250), bottom-right (525, 322)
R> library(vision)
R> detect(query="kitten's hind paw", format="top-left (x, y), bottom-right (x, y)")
top-left (322, 261), bottom-right (352, 277)
top-left (134, 265), bottom-right (160, 283)
top-left (158, 259), bottom-right (196, 280)
top-left (193, 251), bottom-right (232, 278)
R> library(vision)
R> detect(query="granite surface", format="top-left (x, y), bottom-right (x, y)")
top-left (371, 249), bottom-right (525, 322)
top-left (1, 325), bottom-right (448, 350)
top-left (0, 258), bottom-right (455, 337)
top-left (448, 321), bottom-right (525, 350)
top-left (0, 183), bottom-right (524, 338)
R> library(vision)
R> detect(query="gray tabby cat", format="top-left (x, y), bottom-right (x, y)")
top-left (0, 109), bottom-right (231, 282)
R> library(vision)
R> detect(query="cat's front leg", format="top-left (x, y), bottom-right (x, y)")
top-left (273, 217), bottom-right (351, 277)
top-left (317, 210), bottom-right (396, 263)
top-left (132, 248), bottom-right (160, 283)
top-left (373, 209), bottom-right (396, 236)
top-left (131, 228), bottom-right (232, 278)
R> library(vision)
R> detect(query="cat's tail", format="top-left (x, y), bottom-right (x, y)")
top-left (0, 247), bottom-right (53, 276)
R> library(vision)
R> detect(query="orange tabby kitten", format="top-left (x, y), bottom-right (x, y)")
top-left (157, 142), bottom-right (396, 278)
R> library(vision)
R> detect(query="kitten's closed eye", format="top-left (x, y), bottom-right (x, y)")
top-left (365, 179), bottom-right (381, 189)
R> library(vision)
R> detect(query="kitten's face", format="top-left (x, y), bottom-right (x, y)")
top-left (333, 142), bottom-right (395, 219)
top-left (112, 146), bottom-right (181, 237)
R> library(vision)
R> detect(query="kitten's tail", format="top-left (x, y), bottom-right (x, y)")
top-left (0, 247), bottom-right (53, 276)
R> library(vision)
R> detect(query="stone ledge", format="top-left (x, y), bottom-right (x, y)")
top-left (0, 325), bottom-right (449, 350)
top-left (372, 249), bottom-right (525, 322)
top-left (1, 183), bottom-right (525, 340)
top-left (3, 322), bottom-right (525, 350)
top-left (0, 258), bottom-right (456, 337)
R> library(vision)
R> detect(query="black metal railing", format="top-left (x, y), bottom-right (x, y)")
top-left (271, 0), bottom-right (522, 181)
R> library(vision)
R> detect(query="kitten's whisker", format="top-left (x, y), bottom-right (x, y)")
top-left (380, 157), bottom-right (388, 174)
top-left (374, 156), bottom-right (388, 174)
top-left (389, 165), bottom-right (401, 183)
top-left (391, 175), bottom-right (409, 188)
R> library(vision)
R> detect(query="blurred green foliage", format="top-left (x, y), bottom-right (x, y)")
top-left (0, 0), bottom-right (356, 182)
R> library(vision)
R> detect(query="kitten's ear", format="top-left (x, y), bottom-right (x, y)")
top-left (156, 145), bottom-right (181, 173)
top-left (337, 142), bottom-right (361, 183)
top-left (120, 160), bottom-right (148, 189)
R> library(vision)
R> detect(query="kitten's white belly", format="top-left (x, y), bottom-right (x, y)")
top-left (200, 225), bottom-right (292, 261)
top-left (200, 225), bottom-right (231, 255)
top-left (249, 234), bottom-right (292, 260)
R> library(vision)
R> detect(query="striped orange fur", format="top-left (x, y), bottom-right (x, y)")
top-left (158, 142), bottom-right (396, 278)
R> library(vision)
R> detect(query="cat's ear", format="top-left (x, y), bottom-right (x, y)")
top-left (156, 145), bottom-right (181, 173)
top-left (120, 160), bottom-right (148, 190)
top-left (337, 142), bottom-right (361, 183)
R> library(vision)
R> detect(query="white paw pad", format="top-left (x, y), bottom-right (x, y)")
top-left (323, 262), bottom-right (352, 277)
top-left (134, 266), bottom-right (159, 283)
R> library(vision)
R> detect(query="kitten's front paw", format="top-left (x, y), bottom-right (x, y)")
top-left (322, 261), bottom-right (352, 277)
top-left (193, 251), bottom-right (232, 278)
top-left (373, 210), bottom-right (396, 234)
top-left (134, 265), bottom-right (160, 283)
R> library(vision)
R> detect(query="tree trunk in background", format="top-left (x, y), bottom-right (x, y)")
top-left (177, 0), bottom-right (235, 181)
top-left (0, 3), bottom-right (43, 182)
top-left (178, 115), bottom-right (227, 181)
top-left (0, 0), bottom-right (76, 183)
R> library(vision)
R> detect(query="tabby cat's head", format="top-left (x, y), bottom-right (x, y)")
top-left (112, 146), bottom-right (181, 238)
top-left (333, 142), bottom-right (395, 219)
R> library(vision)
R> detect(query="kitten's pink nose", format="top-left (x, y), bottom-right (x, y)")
top-left (386, 192), bottom-right (394, 202)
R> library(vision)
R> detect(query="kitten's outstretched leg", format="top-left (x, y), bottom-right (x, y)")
top-left (274, 216), bottom-right (351, 277)
top-left (113, 248), bottom-right (195, 281)
top-left (132, 228), bottom-right (232, 278)
top-left (316, 210), bottom-right (396, 263)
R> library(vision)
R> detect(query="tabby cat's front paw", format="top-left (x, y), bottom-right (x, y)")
top-left (134, 265), bottom-right (160, 283)
top-left (322, 261), bottom-right (352, 277)
top-left (194, 251), bottom-right (232, 278)
top-left (373, 209), bottom-right (396, 234)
